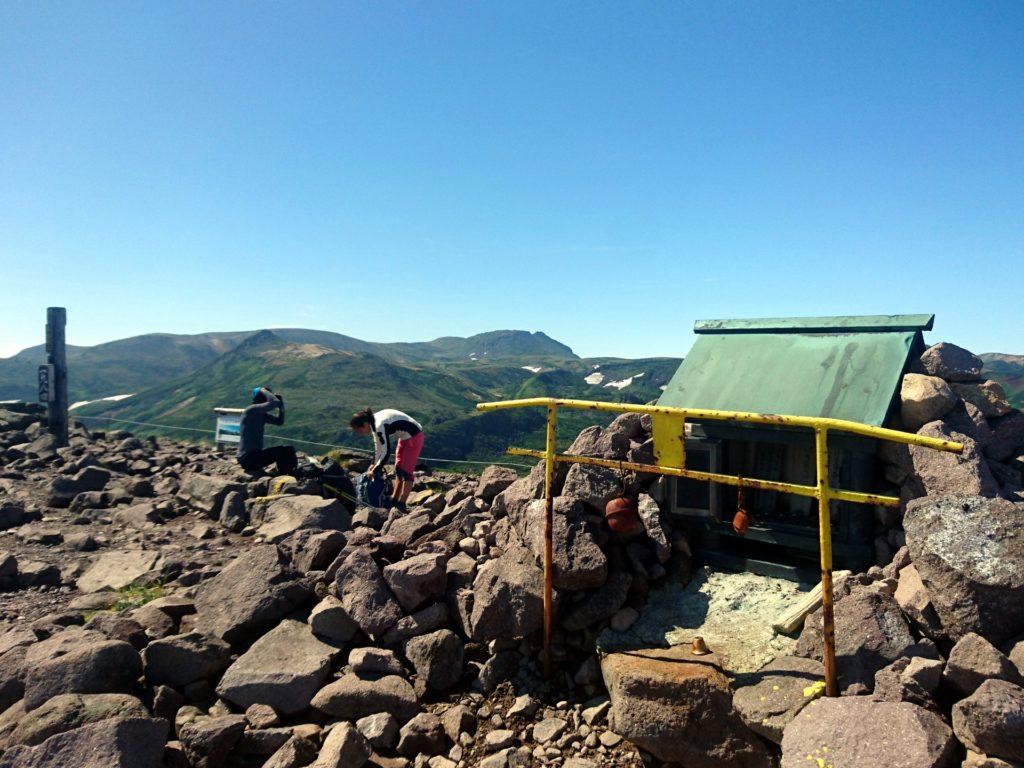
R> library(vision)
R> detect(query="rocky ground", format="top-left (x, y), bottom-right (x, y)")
top-left (0, 340), bottom-right (1020, 768)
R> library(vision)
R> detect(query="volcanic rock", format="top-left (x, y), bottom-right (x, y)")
top-left (780, 696), bottom-right (956, 768)
top-left (904, 494), bottom-right (1024, 644)
top-left (216, 619), bottom-right (337, 716)
top-left (601, 646), bottom-right (771, 768)
top-left (332, 549), bottom-right (404, 638)
top-left (193, 544), bottom-right (309, 648)
top-left (143, 632), bottom-right (232, 688)
top-left (952, 680), bottom-right (1024, 764)
top-left (733, 656), bottom-right (825, 744)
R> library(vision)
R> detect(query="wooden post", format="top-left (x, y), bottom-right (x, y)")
top-left (45, 307), bottom-right (69, 447)
top-left (815, 427), bottom-right (838, 696)
top-left (542, 403), bottom-right (557, 678)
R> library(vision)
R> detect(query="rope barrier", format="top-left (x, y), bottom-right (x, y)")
top-left (74, 414), bottom-right (536, 470)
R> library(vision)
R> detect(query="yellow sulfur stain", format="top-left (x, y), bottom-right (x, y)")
top-left (803, 681), bottom-right (826, 699)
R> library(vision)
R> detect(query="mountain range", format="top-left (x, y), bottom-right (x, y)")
top-left (0, 329), bottom-right (680, 466)
top-left (2, 331), bottom-right (1020, 468)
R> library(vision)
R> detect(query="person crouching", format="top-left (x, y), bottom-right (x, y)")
top-left (237, 386), bottom-right (298, 476)
top-left (349, 407), bottom-right (424, 511)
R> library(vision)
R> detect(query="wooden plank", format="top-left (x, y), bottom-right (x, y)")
top-left (772, 570), bottom-right (852, 636)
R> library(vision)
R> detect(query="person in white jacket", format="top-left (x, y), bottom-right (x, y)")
top-left (349, 407), bottom-right (424, 511)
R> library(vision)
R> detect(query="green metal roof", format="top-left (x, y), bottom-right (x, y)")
top-left (659, 315), bottom-right (930, 426)
top-left (694, 314), bottom-right (934, 334)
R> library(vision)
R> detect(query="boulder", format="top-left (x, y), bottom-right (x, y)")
top-left (383, 512), bottom-right (434, 547)
top-left (381, 603), bottom-right (449, 646)
top-left (909, 422), bottom-right (998, 498)
top-left (356, 712), bottom-right (398, 750)
top-left (951, 382), bottom-right (1013, 419)
top-left (920, 343), bottom-right (984, 382)
top-left (143, 632), bottom-right (232, 688)
top-left (23, 434), bottom-right (58, 460)
top-left (952, 680), bottom-right (1024, 764)
top-left (874, 656), bottom-right (945, 708)
top-left (333, 549), bottom-right (404, 638)
top-left (561, 464), bottom-right (622, 513)
top-left (945, 633), bottom-right (1024, 698)
top-left (521, 497), bottom-right (607, 590)
top-left (311, 721), bottom-right (371, 768)
top-left (560, 570), bottom-right (632, 632)
top-left (178, 714), bottom-right (247, 768)
top-left (251, 496), bottom-right (350, 543)
top-left (22, 630), bottom-right (143, 711)
top-left (291, 530), bottom-right (347, 574)
top-left (218, 491), bottom-right (247, 532)
top-left (178, 473), bottom-right (245, 516)
top-left (404, 630), bottom-right (464, 692)
top-left (600, 646), bottom-right (771, 768)
top-left (944, 403), bottom-right (994, 448)
top-left (904, 495), bottom-right (1024, 644)
top-left (309, 595), bottom-right (359, 644)
top-left (636, 493), bottom-right (671, 562)
top-left (217, 619), bottom-right (337, 716)
top-left (0, 716), bottom-right (167, 768)
top-left (468, 554), bottom-right (544, 642)
top-left (0, 646), bottom-right (27, 713)
top-left (475, 466), bottom-right (518, 502)
top-left (732, 656), bottom-right (825, 744)
top-left (396, 712), bottom-right (446, 757)
top-left (986, 412), bottom-right (1024, 462)
top-left (310, 673), bottom-right (419, 722)
top-left (382, 552), bottom-right (447, 613)
top-left (193, 544), bottom-right (309, 648)
top-left (9, 693), bottom-right (149, 747)
top-left (439, 704), bottom-right (476, 742)
top-left (780, 696), bottom-right (956, 768)
top-left (264, 735), bottom-right (318, 768)
top-left (796, 585), bottom-right (916, 692)
top-left (0, 505), bottom-right (35, 532)
top-left (77, 550), bottom-right (163, 593)
top-left (44, 477), bottom-right (86, 508)
top-left (895, 564), bottom-right (944, 640)
top-left (348, 647), bottom-right (404, 677)
top-left (901, 374), bottom-right (958, 431)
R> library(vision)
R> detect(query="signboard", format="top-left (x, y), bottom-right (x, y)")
top-left (37, 364), bottom-right (55, 404)
top-left (215, 414), bottom-right (242, 445)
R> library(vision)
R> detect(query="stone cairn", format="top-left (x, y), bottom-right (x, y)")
top-left (0, 339), bottom-right (1018, 768)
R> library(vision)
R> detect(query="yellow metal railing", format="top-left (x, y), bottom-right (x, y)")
top-left (476, 397), bottom-right (963, 696)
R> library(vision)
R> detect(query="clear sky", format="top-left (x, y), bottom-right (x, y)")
top-left (1, 2), bottom-right (1021, 360)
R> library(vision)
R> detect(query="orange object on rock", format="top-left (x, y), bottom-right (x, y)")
top-left (605, 496), bottom-right (639, 534)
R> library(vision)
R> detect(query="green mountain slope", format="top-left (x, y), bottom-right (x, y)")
top-left (0, 332), bottom-right (252, 403)
top-left (981, 353), bottom-right (1024, 409)
top-left (76, 330), bottom-right (681, 465)
top-left (1, 328), bottom-right (577, 402)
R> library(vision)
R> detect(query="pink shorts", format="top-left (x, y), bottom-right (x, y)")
top-left (395, 432), bottom-right (424, 480)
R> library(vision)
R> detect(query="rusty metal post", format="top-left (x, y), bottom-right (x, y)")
top-left (815, 427), bottom-right (838, 696)
top-left (542, 403), bottom-right (557, 678)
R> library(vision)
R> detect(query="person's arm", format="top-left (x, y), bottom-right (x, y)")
top-left (369, 424), bottom-right (392, 474)
top-left (265, 390), bottom-right (285, 426)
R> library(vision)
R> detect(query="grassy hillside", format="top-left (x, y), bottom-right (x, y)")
top-left (981, 353), bottom-right (1024, 409)
top-left (76, 330), bottom-right (681, 466)
top-left (0, 332), bottom-right (251, 403)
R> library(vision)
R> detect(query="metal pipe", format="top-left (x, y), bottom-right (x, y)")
top-left (542, 403), bottom-right (557, 678)
top-left (477, 397), bottom-right (963, 454)
top-left (506, 448), bottom-right (903, 508)
top-left (815, 427), bottom-right (839, 697)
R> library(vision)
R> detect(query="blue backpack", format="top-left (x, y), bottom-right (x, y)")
top-left (355, 471), bottom-right (392, 508)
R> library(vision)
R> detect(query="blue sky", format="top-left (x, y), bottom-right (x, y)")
top-left (1, 2), bottom-right (1021, 360)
